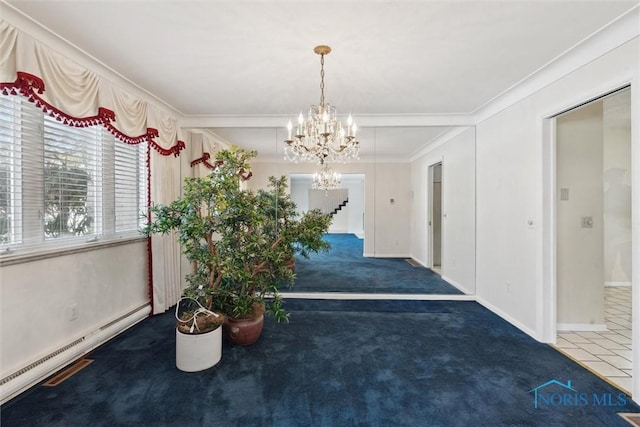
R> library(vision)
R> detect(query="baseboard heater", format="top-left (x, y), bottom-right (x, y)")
top-left (0, 303), bottom-right (150, 405)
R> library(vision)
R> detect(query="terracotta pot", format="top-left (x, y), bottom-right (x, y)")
top-left (285, 256), bottom-right (296, 272)
top-left (226, 314), bottom-right (264, 345)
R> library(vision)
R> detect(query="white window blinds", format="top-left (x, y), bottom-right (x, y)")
top-left (0, 94), bottom-right (148, 254)
top-left (114, 141), bottom-right (147, 233)
top-left (43, 115), bottom-right (103, 241)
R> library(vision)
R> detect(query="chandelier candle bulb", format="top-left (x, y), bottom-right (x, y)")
top-left (297, 113), bottom-right (304, 137)
top-left (287, 120), bottom-right (293, 141)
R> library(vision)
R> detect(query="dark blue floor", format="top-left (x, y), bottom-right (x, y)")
top-left (2, 299), bottom-right (638, 426)
top-left (287, 233), bottom-right (462, 294)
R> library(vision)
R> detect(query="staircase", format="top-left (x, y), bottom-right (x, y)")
top-left (309, 188), bottom-right (349, 216)
top-left (331, 198), bottom-right (349, 216)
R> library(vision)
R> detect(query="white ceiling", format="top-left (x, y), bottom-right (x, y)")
top-left (5, 0), bottom-right (638, 161)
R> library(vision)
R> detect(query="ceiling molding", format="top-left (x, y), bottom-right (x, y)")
top-left (409, 127), bottom-right (473, 162)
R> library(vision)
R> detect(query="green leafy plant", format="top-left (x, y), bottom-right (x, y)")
top-left (257, 176), bottom-right (332, 265)
top-left (142, 146), bottom-right (332, 325)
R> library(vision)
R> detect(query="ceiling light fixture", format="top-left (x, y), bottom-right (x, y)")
top-left (285, 45), bottom-right (359, 164)
top-left (312, 163), bottom-right (341, 191)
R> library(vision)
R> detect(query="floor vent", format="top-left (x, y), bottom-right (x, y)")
top-left (0, 337), bottom-right (85, 386)
top-left (42, 359), bottom-right (93, 387)
top-left (405, 259), bottom-right (422, 267)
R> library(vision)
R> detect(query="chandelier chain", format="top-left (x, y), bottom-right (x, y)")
top-left (319, 53), bottom-right (325, 107)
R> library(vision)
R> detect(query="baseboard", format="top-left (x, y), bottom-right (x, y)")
top-left (362, 253), bottom-right (411, 258)
top-left (281, 292), bottom-right (476, 301)
top-left (475, 296), bottom-right (539, 340)
top-left (557, 323), bottom-right (608, 332)
top-left (410, 257), bottom-right (428, 268)
top-left (0, 304), bottom-right (150, 405)
top-left (354, 232), bottom-right (364, 239)
top-left (604, 282), bottom-right (632, 287)
top-left (441, 275), bottom-right (473, 295)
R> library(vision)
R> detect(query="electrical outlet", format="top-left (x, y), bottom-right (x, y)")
top-left (66, 304), bottom-right (78, 321)
top-left (506, 282), bottom-right (511, 293)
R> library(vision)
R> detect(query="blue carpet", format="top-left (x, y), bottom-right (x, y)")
top-left (289, 233), bottom-right (462, 294)
top-left (2, 299), bottom-right (638, 426)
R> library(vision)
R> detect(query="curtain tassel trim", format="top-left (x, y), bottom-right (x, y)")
top-left (189, 153), bottom-right (251, 180)
top-left (1, 72), bottom-right (185, 157)
top-left (190, 152), bottom-right (224, 169)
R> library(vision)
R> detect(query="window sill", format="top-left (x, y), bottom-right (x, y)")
top-left (0, 236), bottom-right (148, 267)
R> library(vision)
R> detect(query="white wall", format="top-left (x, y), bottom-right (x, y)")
top-left (0, 241), bottom-right (149, 385)
top-left (342, 175), bottom-right (365, 235)
top-left (248, 160), bottom-right (411, 257)
top-left (410, 127), bottom-right (476, 294)
top-left (290, 175), bottom-right (312, 213)
top-left (475, 37), bottom-right (639, 338)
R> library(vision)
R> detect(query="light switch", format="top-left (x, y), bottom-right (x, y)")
top-left (560, 188), bottom-right (569, 201)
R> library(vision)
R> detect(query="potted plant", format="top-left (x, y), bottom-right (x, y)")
top-left (173, 298), bottom-right (226, 372)
top-left (141, 147), bottom-right (244, 370)
top-left (143, 146), bottom-right (332, 349)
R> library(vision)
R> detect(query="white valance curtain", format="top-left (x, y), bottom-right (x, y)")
top-left (1, 19), bottom-right (184, 314)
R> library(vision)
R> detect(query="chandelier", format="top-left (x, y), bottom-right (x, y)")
top-left (312, 163), bottom-right (341, 191)
top-left (285, 45), bottom-right (359, 164)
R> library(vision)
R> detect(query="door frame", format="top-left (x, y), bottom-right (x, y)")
top-left (428, 161), bottom-right (443, 270)
top-left (540, 81), bottom-right (638, 398)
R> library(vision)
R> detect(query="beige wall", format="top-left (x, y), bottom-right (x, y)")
top-left (603, 91), bottom-right (632, 285)
top-left (556, 102), bottom-right (605, 328)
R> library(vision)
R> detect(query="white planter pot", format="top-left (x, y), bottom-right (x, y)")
top-left (175, 325), bottom-right (222, 372)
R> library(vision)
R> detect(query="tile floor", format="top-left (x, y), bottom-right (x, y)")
top-left (555, 286), bottom-right (633, 393)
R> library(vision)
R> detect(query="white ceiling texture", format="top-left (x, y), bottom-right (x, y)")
top-left (5, 0), bottom-right (638, 161)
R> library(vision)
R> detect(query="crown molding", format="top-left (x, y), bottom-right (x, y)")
top-left (409, 127), bottom-right (473, 162)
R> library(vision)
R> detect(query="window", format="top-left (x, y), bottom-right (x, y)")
top-left (0, 94), bottom-right (148, 254)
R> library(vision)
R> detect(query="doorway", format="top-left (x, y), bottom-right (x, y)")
top-left (429, 162), bottom-right (443, 274)
top-left (554, 87), bottom-right (632, 393)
